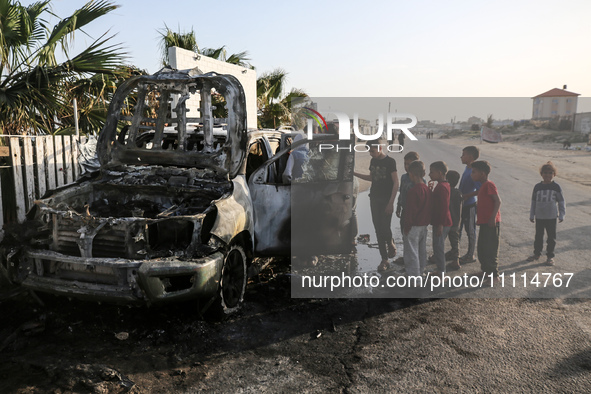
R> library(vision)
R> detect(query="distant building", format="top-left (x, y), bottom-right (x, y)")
top-left (532, 87), bottom-right (579, 120)
top-left (491, 119), bottom-right (515, 127)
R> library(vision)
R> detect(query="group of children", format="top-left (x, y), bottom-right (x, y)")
top-left (355, 140), bottom-right (566, 281)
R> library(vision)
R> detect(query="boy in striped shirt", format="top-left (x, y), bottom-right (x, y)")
top-left (528, 161), bottom-right (566, 266)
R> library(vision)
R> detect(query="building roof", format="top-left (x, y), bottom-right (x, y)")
top-left (532, 88), bottom-right (580, 99)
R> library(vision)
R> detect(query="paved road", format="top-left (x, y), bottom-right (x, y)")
top-left (338, 136), bottom-right (590, 298)
top-left (185, 137), bottom-right (591, 392)
top-left (411, 136), bottom-right (591, 298)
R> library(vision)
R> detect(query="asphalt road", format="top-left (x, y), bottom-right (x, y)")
top-left (202, 137), bottom-right (591, 392)
top-left (186, 137), bottom-right (591, 392)
top-left (411, 136), bottom-right (591, 298)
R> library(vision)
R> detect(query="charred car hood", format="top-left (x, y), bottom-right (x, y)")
top-left (97, 68), bottom-right (247, 178)
top-left (29, 165), bottom-right (232, 261)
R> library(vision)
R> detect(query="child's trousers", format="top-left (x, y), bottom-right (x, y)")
top-left (477, 223), bottom-right (500, 276)
top-left (404, 226), bottom-right (428, 277)
top-left (534, 218), bottom-right (556, 258)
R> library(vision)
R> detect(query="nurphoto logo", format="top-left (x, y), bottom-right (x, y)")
top-left (303, 107), bottom-right (418, 152)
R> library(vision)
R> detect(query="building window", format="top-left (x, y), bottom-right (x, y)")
top-left (551, 110), bottom-right (558, 115)
top-left (552, 99), bottom-right (558, 104)
top-left (566, 99), bottom-right (571, 103)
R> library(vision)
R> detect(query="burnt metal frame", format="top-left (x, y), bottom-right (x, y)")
top-left (98, 68), bottom-right (248, 178)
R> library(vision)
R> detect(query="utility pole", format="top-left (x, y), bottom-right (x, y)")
top-left (73, 99), bottom-right (80, 140)
top-left (388, 102), bottom-right (392, 143)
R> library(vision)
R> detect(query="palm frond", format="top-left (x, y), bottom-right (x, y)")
top-left (0, 0), bottom-right (50, 71)
top-left (39, 0), bottom-right (119, 66)
top-left (60, 33), bottom-right (126, 75)
top-left (225, 50), bottom-right (251, 67)
top-left (257, 68), bottom-right (287, 102)
top-left (256, 69), bottom-right (308, 129)
top-left (201, 46), bottom-right (226, 60)
top-left (158, 24), bottom-right (198, 65)
top-left (0, 0), bottom-right (128, 135)
top-left (282, 88), bottom-right (308, 104)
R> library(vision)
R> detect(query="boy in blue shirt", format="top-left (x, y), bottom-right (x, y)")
top-left (459, 146), bottom-right (481, 264)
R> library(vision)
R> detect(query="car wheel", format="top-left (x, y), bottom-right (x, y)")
top-left (210, 244), bottom-right (247, 317)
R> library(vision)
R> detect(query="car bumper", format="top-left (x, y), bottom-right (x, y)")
top-left (19, 249), bottom-right (224, 304)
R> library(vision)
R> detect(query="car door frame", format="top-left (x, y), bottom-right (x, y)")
top-left (248, 135), bottom-right (356, 256)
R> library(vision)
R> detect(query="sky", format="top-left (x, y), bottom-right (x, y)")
top-left (21, 0), bottom-right (591, 120)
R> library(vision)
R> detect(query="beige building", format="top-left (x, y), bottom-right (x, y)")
top-left (532, 87), bottom-right (579, 120)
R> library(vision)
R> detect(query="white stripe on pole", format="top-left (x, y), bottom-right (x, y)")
top-left (73, 98), bottom-right (80, 139)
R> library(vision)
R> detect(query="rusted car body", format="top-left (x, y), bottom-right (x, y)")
top-left (0, 68), bottom-right (355, 311)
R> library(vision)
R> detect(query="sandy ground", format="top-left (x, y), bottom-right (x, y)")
top-left (439, 135), bottom-right (591, 188)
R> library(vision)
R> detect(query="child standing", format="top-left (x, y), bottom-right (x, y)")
top-left (429, 161), bottom-right (453, 275)
top-left (354, 139), bottom-right (399, 272)
top-left (396, 151), bottom-right (421, 224)
top-left (471, 161), bottom-right (501, 278)
top-left (445, 170), bottom-right (463, 270)
top-left (459, 146), bottom-right (481, 264)
top-left (396, 151), bottom-right (421, 260)
top-left (403, 161), bottom-right (431, 277)
top-left (528, 161), bottom-right (566, 266)
top-left (396, 152), bottom-right (423, 266)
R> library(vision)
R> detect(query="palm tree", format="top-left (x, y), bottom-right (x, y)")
top-left (158, 25), bottom-right (199, 66)
top-left (0, 0), bottom-right (127, 135)
top-left (257, 68), bottom-right (309, 129)
top-left (158, 26), bottom-right (252, 69)
top-left (257, 68), bottom-right (287, 111)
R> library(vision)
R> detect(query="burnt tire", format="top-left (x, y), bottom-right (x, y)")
top-left (209, 245), bottom-right (247, 317)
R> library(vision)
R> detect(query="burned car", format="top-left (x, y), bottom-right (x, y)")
top-left (0, 68), bottom-right (355, 313)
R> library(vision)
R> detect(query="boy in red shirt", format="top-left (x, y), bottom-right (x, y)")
top-left (470, 161), bottom-right (502, 278)
top-left (429, 161), bottom-right (453, 275)
top-left (403, 161), bottom-right (431, 277)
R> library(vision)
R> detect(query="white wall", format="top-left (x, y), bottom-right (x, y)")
top-left (574, 112), bottom-right (591, 133)
top-left (168, 46), bottom-right (257, 129)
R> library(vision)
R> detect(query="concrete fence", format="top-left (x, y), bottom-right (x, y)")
top-left (573, 112), bottom-right (591, 133)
